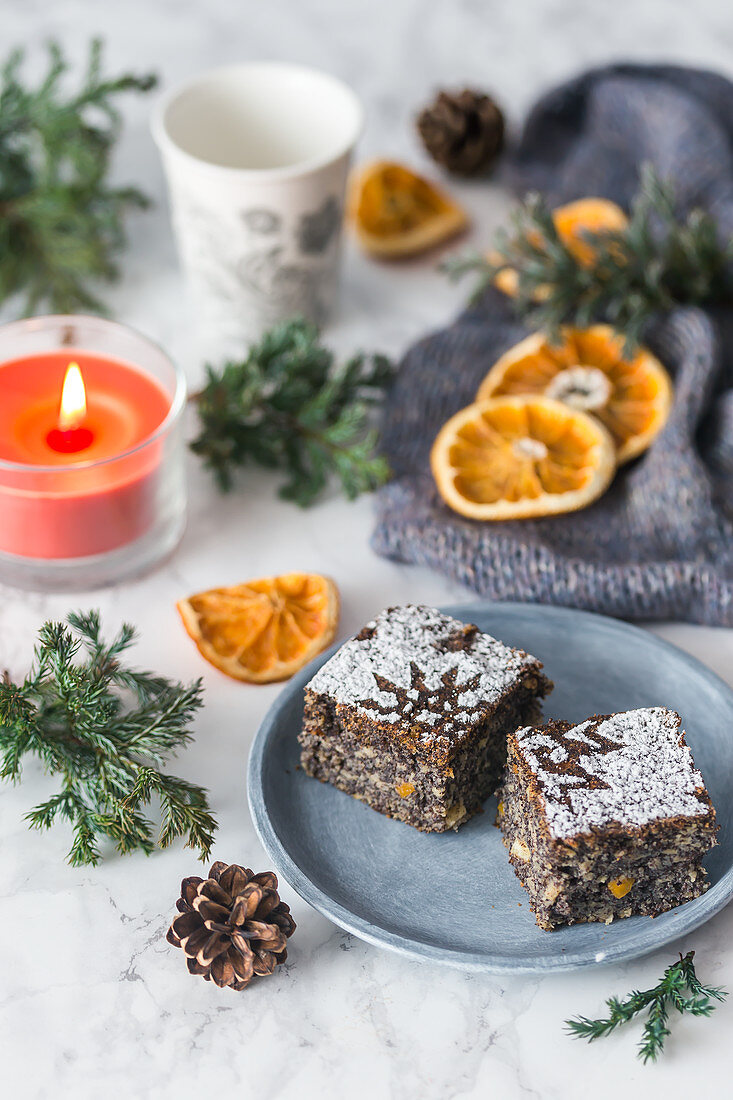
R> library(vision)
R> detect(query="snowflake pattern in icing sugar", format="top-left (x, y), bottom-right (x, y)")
top-left (515, 708), bottom-right (712, 839)
top-left (359, 663), bottom-right (482, 729)
top-left (306, 605), bottom-right (542, 744)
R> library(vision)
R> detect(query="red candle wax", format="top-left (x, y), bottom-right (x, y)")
top-left (46, 427), bottom-right (95, 453)
top-left (0, 351), bottom-right (171, 560)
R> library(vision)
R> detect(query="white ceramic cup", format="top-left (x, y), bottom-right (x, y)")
top-left (152, 63), bottom-right (363, 353)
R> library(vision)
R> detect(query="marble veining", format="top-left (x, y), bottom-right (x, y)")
top-left (2, 0), bottom-right (733, 1097)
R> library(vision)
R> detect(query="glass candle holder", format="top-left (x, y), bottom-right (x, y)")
top-left (0, 315), bottom-right (187, 591)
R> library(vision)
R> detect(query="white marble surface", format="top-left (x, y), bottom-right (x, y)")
top-left (3, 1), bottom-right (733, 1096)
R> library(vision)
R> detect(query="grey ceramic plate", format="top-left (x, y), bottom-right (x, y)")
top-left (248, 603), bottom-right (733, 972)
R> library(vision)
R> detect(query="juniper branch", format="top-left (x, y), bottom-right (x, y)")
top-left (0, 610), bottom-right (216, 866)
top-left (190, 317), bottom-right (394, 507)
top-left (565, 950), bottom-right (727, 1063)
top-left (445, 164), bottom-right (733, 352)
top-left (0, 38), bottom-right (157, 315)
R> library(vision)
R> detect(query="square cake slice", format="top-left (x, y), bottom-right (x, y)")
top-left (498, 708), bottom-right (718, 930)
top-left (299, 604), bottom-right (552, 832)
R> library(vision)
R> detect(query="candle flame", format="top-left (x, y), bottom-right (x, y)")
top-left (58, 362), bottom-right (87, 432)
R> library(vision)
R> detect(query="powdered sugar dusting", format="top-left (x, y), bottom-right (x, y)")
top-left (307, 604), bottom-right (542, 744)
top-left (515, 708), bottom-right (711, 839)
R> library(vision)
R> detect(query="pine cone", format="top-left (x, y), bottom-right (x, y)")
top-left (166, 861), bottom-right (295, 991)
top-left (417, 89), bottom-right (505, 176)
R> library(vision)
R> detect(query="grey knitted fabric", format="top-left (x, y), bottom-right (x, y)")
top-left (372, 64), bottom-right (733, 625)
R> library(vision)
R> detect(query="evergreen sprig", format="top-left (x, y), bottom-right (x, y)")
top-left (0, 38), bottom-right (157, 315)
top-left (0, 610), bottom-right (216, 867)
top-left (565, 951), bottom-right (727, 1063)
top-left (445, 164), bottom-right (733, 351)
top-left (190, 317), bottom-right (394, 507)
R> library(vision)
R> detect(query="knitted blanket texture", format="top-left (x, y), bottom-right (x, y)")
top-left (372, 64), bottom-right (733, 625)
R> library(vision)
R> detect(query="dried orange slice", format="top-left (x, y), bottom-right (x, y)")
top-left (349, 160), bottom-right (468, 258)
top-left (493, 196), bottom-right (628, 298)
top-left (431, 395), bottom-right (616, 520)
top-left (552, 197), bottom-right (629, 263)
top-left (476, 325), bottom-right (673, 463)
top-left (177, 573), bottom-right (339, 683)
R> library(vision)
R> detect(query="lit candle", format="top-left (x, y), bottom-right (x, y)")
top-left (46, 363), bottom-right (94, 453)
top-left (0, 316), bottom-right (186, 589)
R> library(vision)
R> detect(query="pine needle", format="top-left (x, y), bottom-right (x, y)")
top-left (0, 610), bottom-right (216, 866)
top-left (565, 951), bottom-right (727, 1063)
top-left (444, 164), bottom-right (733, 352)
top-left (190, 317), bottom-right (394, 507)
top-left (0, 38), bottom-right (157, 315)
